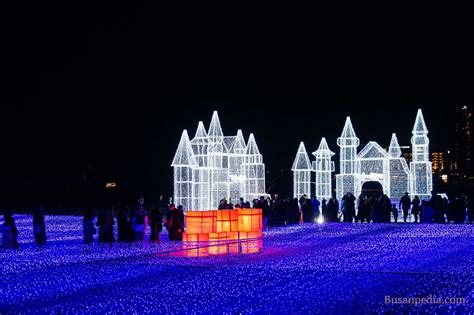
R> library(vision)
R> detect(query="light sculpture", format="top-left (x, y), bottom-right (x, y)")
top-left (409, 109), bottom-right (432, 199)
top-left (354, 141), bottom-right (390, 198)
top-left (291, 142), bottom-right (312, 198)
top-left (388, 133), bottom-right (410, 200)
top-left (312, 137), bottom-right (335, 202)
top-left (172, 111), bottom-right (267, 210)
top-left (183, 208), bottom-right (263, 256)
top-left (292, 109), bottom-right (433, 203)
top-left (335, 117), bottom-right (360, 202)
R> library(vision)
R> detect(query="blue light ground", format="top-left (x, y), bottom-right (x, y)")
top-left (1, 216), bottom-right (472, 313)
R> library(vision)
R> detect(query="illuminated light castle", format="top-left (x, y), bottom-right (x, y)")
top-left (172, 111), bottom-right (266, 210)
top-left (292, 109), bottom-right (432, 201)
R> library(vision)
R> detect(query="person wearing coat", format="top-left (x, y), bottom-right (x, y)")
top-left (149, 206), bottom-right (163, 242)
top-left (2, 214), bottom-right (19, 249)
top-left (168, 205), bottom-right (184, 241)
top-left (411, 195), bottom-right (421, 223)
top-left (33, 206), bottom-right (47, 247)
top-left (399, 192), bottom-right (412, 222)
top-left (132, 205), bottom-right (148, 242)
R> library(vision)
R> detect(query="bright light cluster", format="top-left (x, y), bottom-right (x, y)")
top-left (291, 142), bottom-right (312, 198)
top-left (409, 109), bottom-right (433, 199)
top-left (172, 111), bottom-right (266, 210)
top-left (1, 215), bottom-right (471, 313)
top-left (336, 109), bottom-right (432, 201)
top-left (294, 109), bottom-right (433, 202)
top-left (291, 139), bottom-right (336, 201)
top-left (313, 137), bottom-right (335, 201)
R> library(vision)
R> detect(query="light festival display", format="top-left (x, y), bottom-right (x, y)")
top-left (172, 111), bottom-right (266, 210)
top-left (1, 215), bottom-right (471, 313)
top-left (291, 142), bottom-right (312, 198)
top-left (182, 208), bottom-right (263, 256)
top-left (292, 109), bottom-right (433, 201)
top-left (409, 109), bottom-right (433, 199)
top-left (312, 137), bottom-right (335, 201)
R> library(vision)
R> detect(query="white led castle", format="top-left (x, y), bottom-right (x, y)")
top-left (292, 109), bottom-right (432, 201)
top-left (172, 111), bottom-right (266, 210)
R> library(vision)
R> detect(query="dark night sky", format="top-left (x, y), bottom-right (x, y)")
top-left (1, 3), bottom-right (473, 205)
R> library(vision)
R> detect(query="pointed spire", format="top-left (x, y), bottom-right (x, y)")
top-left (292, 142), bottom-right (312, 170)
top-left (193, 121), bottom-right (207, 140)
top-left (412, 108), bottom-right (428, 135)
top-left (245, 133), bottom-right (261, 155)
top-left (233, 129), bottom-right (246, 153)
top-left (313, 137), bottom-right (335, 157)
top-left (340, 116), bottom-right (357, 138)
top-left (171, 130), bottom-right (198, 167)
top-left (208, 111), bottom-right (223, 142)
top-left (388, 133), bottom-right (402, 157)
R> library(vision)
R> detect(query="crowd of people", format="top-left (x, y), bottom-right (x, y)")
top-left (82, 198), bottom-right (185, 245)
top-left (1, 191), bottom-right (473, 249)
top-left (215, 191), bottom-right (473, 227)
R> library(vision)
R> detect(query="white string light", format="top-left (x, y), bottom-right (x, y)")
top-left (172, 111), bottom-right (266, 210)
top-left (291, 142), bottom-right (312, 198)
top-left (293, 109), bottom-right (433, 202)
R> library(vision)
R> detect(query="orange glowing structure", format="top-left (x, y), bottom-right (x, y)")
top-left (217, 210), bottom-right (239, 232)
top-left (239, 231), bottom-right (263, 254)
top-left (237, 208), bottom-right (262, 232)
top-left (209, 232), bottom-right (239, 255)
top-left (185, 211), bottom-right (217, 234)
top-left (183, 209), bottom-right (262, 256)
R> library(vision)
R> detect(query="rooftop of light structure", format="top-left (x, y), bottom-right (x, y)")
top-left (193, 121), bottom-right (208, 139)
top-left (339, 116), bottom-right (358, 139)
top-left (357, 141), bottom-right (390, 159)
top-left (412, 108), bottom-right (428, 135)
top-left (171, 130), bottom-right (198, 166)
top-left (388, 133), bottom-right (402, 157)
top-left (312, 137), bottom-right (335, 157)
top-left (292, 142), bottom-right (311, 170)
top-left (208, 110), bottom-right (224, 142)
top-left (245, 133), bottom-right (261, 155)
top-left (233, 129), bottom-right (246, 152)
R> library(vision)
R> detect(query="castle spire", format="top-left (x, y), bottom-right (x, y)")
top-left (292, 142), bottom-right (311, 170)
top-left (193, 121), bottom-right (207, 140)
top-left (313, 137), bottom-right (335, 158)
top-left (412, 109), bottom-right (428, 135)
top-left (340, 116), bottom-right (357, 138)
top-left (388, 133), bottom-right (402, 157)
top-left (208, 111), bottom-right (223, 142)
top-left (245, 133), bottom-right (260, 155)
top-left (171, 130), bottom-right (197, 167)
top-left (233, 129), bottom-right (246, 153)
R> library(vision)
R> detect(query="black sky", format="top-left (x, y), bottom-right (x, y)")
top-left (1, 3), bottom-right (473, 206)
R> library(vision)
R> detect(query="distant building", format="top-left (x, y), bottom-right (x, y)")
top-left (431, 152), bottom-right (445, 174)
top-left (455, 105), bottom-right (472, 180)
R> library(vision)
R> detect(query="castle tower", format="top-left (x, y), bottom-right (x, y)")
top-left (207, 111), bottom-right (227, 209)
top-left (336, 117), bottom-right (360, 200)
top-left (388, 133), bottom-right (410, 200)
top-left (171, 130), bottom-right (198, 210)
top-left (190, 121), bottom-right (210, 210)
top-left (291, 142), bottom-right (312, 198)
top-left (409, 109), bottom-right (432, 199)
top-left (228, 129), bottom-right (247, 202)
top-left (313, 137), bottom-right (335, 201)
top-left (243, 133), bottom-right (266, 201)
